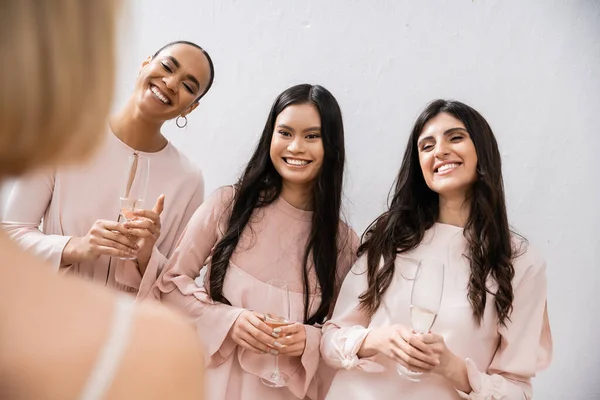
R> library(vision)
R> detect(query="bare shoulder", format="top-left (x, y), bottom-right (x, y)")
top-left (132, 300), bottom-right (205, 363)
top-left (0, 240), bottom-right (204, 400)
top-left (106, 301), bottom-right (205, 400)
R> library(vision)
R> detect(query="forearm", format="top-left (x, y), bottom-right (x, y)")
top-left (136, 242), bottom-right (163, 275)
top-left (137, 252), bottom-right (151, 276)
top-left (357, 331), bottom-right (378, 358)
top-left (440, 353), bottom-right (471, 393)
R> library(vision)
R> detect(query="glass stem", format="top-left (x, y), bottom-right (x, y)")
top-left (273, 354), bottom-right (280, 376)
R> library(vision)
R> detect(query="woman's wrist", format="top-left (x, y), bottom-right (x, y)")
top-left (357, 329), bottom-right (377, 358)
top-left (61, 236), bottom-right (82, 267)
top-left (136, 254), bottom-right (150, 275)
top-left (439, 352), bottom-right (471, 393)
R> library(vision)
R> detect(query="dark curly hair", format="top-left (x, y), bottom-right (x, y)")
top-left (358, 99), bottom-right (524, 326)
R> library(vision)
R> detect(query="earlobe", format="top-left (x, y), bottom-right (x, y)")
top-left (181, 101), bottom-right (200, 117)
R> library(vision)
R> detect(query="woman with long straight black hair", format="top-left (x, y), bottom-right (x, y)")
top-left (141, 84), bottom-right (359, 400)
top-left (321, 100), bottom-right (552, 400)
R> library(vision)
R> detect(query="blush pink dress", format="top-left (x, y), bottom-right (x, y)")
top-left (321, 223), bottom-right (552, 400)
top-left (1, 130), bottom-right (204, 292)
top-left (140, 186), bottom-right (359, 400)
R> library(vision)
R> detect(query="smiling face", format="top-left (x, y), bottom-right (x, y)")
top-left (417, 112), bottom-right (478, 199)
top-left (133, 43), bottom-right (212, 122)
top-left (269, 103), bottom-right (324, 190)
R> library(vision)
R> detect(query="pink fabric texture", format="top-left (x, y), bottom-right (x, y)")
top-left (141, 186), bottom-right (359, 399)
top-left (1, 130), bottom-right (204, 292)
top-left (321, 223), bottom-right (552, 400)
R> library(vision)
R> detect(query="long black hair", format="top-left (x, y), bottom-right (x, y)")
top-left (359, 99), bottom-right (523, 326)
top-left (207, 84), bottom-right (346, 325)
top-left (152, 40), bottom-right (215, 100)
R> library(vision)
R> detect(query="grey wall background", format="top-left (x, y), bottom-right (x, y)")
top-left (2, 1), bottom-right (598, 398)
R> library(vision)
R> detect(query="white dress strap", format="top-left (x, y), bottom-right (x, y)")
top-left (79, 295), bottom-right (136, 400)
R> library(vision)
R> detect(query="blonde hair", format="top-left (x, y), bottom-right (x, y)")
top-left (0, 0), bottom-right (118, 177)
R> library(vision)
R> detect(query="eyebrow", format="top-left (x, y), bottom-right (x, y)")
top-left (277, 124), bottom-right (321, 133)
top-left (165, 56), bottom-right (201, 90)
top-left (417, 127), bottom-right (469, 146)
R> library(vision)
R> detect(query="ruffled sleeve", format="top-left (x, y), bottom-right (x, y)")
top-left (321, 255), bottom-right (385, 373)
top-left (138, 186), bottom-right (244, 365)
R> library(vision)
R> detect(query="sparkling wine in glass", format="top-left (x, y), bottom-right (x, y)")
top-left (118, 153), bottom-right (149, 260)
top-left (397, 259), bottom-right (445, 382)
top-left (260, 279), bottom-right (292, 388)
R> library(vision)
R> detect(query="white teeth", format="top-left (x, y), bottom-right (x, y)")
top-left (151, 86), bottom-right (170, 104)
top-left (437, 163), bottom-right (459, 172)
top-left (285, 158), bottom-right (309, 166)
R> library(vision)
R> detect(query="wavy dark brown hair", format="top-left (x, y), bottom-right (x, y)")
top-left (207, 84), bottom-right (346, 325)
top-left (358, 99), bottom-right (525, 326)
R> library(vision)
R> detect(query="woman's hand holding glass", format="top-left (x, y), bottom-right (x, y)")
top-left (124, 194), bottom-right (165, 273)
top-left (271, 323), bottom-right (307, 357)
top-left (359, 324), bottom-right (440, 372)
top-left (229, 310), bottom-right (275, 354)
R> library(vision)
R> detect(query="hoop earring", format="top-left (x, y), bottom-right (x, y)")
top-left (176, 115), bottom-right (188, 128)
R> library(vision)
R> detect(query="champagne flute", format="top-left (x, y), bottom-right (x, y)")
top-left (118, 153), bottom-right (149, 260)
top-left (260, 279), bottom-right (291, 388)
top-left (397, 259), bottom-right (445, 382)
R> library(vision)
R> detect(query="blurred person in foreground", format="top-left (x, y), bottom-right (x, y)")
top-left (0, 1), bottom-right (205, 399)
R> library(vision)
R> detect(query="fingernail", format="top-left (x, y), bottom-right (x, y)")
top-left (273, 341), bottom-right (283, 348)
top-left (271, 332), bottom-right (280, 338)
top-left (270, 349), bottom-right (279, 355)
top-left (273, 328), bottom-right (281, 333)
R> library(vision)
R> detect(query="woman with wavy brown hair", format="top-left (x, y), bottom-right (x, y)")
top-left (321, 100), bottom-right (552, 399)
top-left (0, 1), bottom-right (204, 399)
